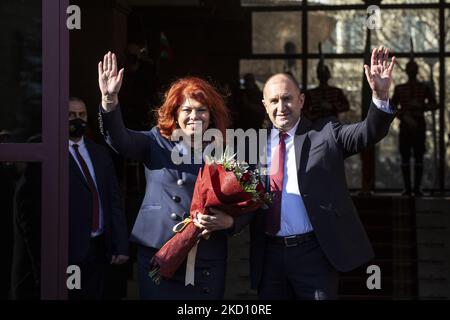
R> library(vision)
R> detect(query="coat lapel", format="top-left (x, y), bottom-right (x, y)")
top-left (294, 116), bottom-right (312, 192)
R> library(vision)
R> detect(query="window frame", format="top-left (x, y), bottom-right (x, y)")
top-left (241, 0), bottom-right (449, 192)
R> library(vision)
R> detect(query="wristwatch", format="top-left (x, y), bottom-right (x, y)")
top-left (102, 92), bottom-right (117, 104)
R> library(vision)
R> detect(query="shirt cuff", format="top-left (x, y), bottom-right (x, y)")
top-left (372, 97), bottom-right (394, 114)
top-left (100, 105), bottom-right (115, 114)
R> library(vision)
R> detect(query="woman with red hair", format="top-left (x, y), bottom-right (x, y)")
top-left (98, 52), bottom-right (237, 299)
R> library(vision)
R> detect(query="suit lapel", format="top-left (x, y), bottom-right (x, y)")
top-left (294, 116), bottom-right (312, 192)
top-left (293, 133), bottom-right (304, 173)
top-left (84, 139), bottom-right (103, 198)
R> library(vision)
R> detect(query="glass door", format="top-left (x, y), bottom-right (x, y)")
top-left (0, 0), bottom-right (69, 300)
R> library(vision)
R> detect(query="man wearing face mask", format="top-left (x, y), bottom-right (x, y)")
top-left (68, 97), bottom-right (129, 300)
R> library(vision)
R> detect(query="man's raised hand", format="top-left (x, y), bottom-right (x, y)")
top-left (364, 46), bottom-right (396, 101)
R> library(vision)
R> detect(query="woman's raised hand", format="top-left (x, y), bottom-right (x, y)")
top-left (98, 51), bottom-right (124, 110)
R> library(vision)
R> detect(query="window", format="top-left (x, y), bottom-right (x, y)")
top-left (0, 0), bottom-right (42, 143)
top-left (371, 9), bottom-right (439, 53)
top-left (446, 58), bottom-right (450, 189)
top-left (308, 10), bottom-right (366, 54)
top-left (0, 0), bottom-right (69, 299)
top-left (252, 11), bottom-right (302, 54)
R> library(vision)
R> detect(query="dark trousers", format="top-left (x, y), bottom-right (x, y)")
top-left (137, 245), bottom-right (226, 300)
top-left (399, 127), bottom-right (425, 191)
top-left (69, 235), bottom-right (107, 300)
top-left (258, 236), bottom-right (339, 300)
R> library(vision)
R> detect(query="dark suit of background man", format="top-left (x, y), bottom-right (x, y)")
top-left (234, 46), bottom-right (397, 300)
top-left (68, 97), bottom-right (129, 300)
top-left (391, 59), bottom-right (437, 196)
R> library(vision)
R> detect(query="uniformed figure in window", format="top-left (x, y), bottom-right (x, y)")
top-left (391, 41), bottom-right (437, 196)
top-left (304, 44), bottom-right (350, 121)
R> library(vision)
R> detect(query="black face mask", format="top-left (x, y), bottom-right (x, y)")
top-left (127, 54), bottom-right (138, 65)
top-left (69, 118), bottom-right (87, 138)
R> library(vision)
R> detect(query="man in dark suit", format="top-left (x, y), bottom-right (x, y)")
top-left (68, 97), bottom-right (129, 299)
top-left (234, 46), bottom-right (397, 300)
top-left (391, 58), bottom-right (437, 196)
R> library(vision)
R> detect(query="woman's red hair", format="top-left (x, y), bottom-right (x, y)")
top-left (156, 77), bottom-right (230, 139)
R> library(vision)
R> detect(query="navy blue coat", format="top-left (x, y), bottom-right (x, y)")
top-left (99, 106), bottom-right (228, 260)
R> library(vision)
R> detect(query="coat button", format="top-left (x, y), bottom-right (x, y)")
top-left (177, 179), bottom-right (184, 186)
top-left (172, 196), bottom-right (181, 203)
top-left (170, 213), bottom-right (180, 221)
top-left (202, 270), bottom-right (210, 277)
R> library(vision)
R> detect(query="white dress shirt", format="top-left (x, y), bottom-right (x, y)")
top-left (69, 137), bottom-right (104, 237)
top-left (267, 118), bottom-right (313, 236)
top-left (372, 98), bottom-right (393, 114)
top-left (267, 98), bottom-right (392, 236)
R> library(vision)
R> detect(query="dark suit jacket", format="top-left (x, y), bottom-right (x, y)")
top-left (69, 138), bottom-right (129, 264)
top-left (233, 102), bottom-right (395, 289)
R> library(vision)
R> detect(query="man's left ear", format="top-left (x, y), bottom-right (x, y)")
top-left (299, 93), bottom-right (305, 109)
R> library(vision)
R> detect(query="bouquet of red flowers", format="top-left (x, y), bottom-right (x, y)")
top-left (149, 149), bottom-right (272, 285)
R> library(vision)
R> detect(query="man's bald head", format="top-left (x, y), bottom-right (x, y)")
top-left (263, 73), bottom-right (301, 99)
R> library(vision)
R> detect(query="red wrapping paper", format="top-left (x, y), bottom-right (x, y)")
top-left (150, 163), bottom-right (264, 281)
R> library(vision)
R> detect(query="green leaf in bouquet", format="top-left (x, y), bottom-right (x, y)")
top-left (149, 266), bottom-right (162, 285)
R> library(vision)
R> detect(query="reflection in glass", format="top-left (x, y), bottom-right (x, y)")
top-left (242, 0), bottom-right (302, 6)
top-left (252, 11), bottom-right (302, 54)
top-left (371, 9), bottom-right (439, 54)
top-left (0, 0), bottom-right (42, 143)
top-left (445, 58), bottom-right (450, 189)
top-left (308, 11), bottom-right (366, 54)
top-left (0, 162), bottom-right (41, 300)
top-left (307, 59), bottom-right (362, 188)
top-left (240, 59), bottom-right (302, 88)
top-left (376, 58), bottom-right (440, 190)
top-left (307, 59), bottom-right (362, 123)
